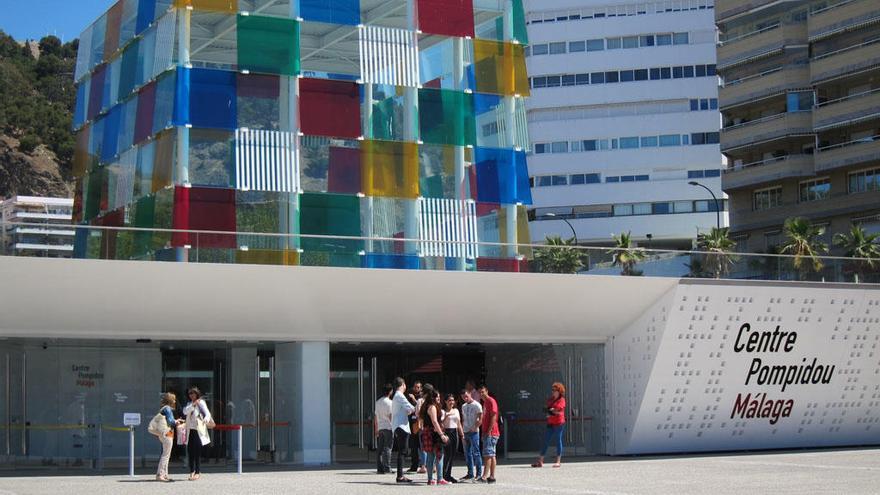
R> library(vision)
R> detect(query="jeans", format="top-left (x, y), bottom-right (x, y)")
top-left (393, 428), bottom-right (410, 479)
top-left (464, 431), bottom-right (482, 478)
top-left (408, 426), bottom-right (426, 469)
top-left (540, 424), bottom-right (565, 457)
top-left (425, 450), bottom-right (443, 483)
top-left (187, 430), bottom-right (203, 474)
top-left (377, 429), bottom-right (392, 473)
top-left (157, 433), bottom-right (173, 478)
top-left (442, 429), bottom-right (459, 481)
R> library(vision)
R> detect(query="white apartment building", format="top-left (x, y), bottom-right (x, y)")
top-left (524, 0), bottom-right (728, 249)
top-left (0, 196), bottom-right (75, 257)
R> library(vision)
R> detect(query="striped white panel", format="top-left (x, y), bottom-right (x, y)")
top-left (359, 25), bottom-right (419, 87)
top-left (116, 148), bottom-right (137, 210)
top-left (235, 129), bottom-right (300, 193)
top-left (74, 26), bottom-right (93, 82)
top-left (418, 198), bottom-right (478, 259)
top-left (153, 9), bottom-right (177, 78)
top-left (494, 98), bottom-right (530, 151)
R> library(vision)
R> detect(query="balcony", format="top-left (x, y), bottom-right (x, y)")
top-left (716, 0), bottom-right (779, 22)
top-left (721, 111), bottom-right (814, 151)
top-left (718, 23), bottom-right (808, 71)
top-left (720, 65), bottom-right (810, 109)
top-left (814, 88), bottom-right (880, 131)
top-left (808, 0), bottom-right (880, 41)
top-left (811, 39), bottom-right (880, 84)
top-left (722, 154), bottom-right (815, 190)
top-left (815, 137), bottom-right (880, 172)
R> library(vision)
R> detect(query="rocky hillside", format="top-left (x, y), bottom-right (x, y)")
top-left (0, 31), bottom-right (77, 198)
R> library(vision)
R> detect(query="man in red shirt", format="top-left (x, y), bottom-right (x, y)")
top-left (478, 384), bottom-right (500, 484)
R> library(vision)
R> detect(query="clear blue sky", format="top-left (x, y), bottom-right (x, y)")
top-left (0, 0), bottom-right (113, 42)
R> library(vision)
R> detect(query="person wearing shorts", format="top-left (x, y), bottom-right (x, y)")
top-left (478, 384), bottom-right (500, 484)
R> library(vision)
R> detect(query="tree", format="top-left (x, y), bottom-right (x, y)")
top-left (696, 227), bottom-right (738, 279)
top-left (534, 235), bottom-right (585, 274)
top-left (608, 231), bottom-right (646, 276)
top-left (833, 224), bottom-right (880, 283)
top-left (780, 217), bottom-right (828, 280)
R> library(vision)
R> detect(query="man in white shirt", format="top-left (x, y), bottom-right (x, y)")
top-left (390, 377), bottom-right (415, 483)
top-left (374, 383), bottom-right (394, 474)
top-left (459, 388), bottom-right (483, 481)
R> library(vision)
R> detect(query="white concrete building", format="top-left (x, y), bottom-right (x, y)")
top-left (0, 196), bottom-right (74, 257)
top-left (524, 0), bottom-right (728, 249)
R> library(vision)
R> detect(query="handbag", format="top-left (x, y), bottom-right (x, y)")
top-left (206, 417), bottom-right (216, 429)
top-left (176, 424), bottom-right (188, 445)
top-left (148, 412), bottom-right (169, 437)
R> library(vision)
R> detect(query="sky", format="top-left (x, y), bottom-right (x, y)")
top-left (0, 0), bottom-right (113, 42)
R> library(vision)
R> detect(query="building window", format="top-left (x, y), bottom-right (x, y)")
top-left (674, 200), bottom-right (693, 213)
top-left (683, 65), bottom-right (694, 77)
top-left (607, 37), bottom-right (622, 49)
top-left (532, 44), bottom-right (549, 55)
top-left (673, 32), bottom-right (689, 44)
top-left (586, 39), bottom-right (604, 51)
top-left (537, 176), bottom-right (552, 187)
top-left (695, 64), bottom-right (706, 77)
top-left (606, 176), bottom-right (620, 183)
top-left (656, 33), bottom-right (672, 45)
top-left (753, 186), bottom-right (783, 211)
top-left (534, 143), bottom-right (546, 154)
top-left (620, 70), bottom-right (635, 82)
top-left (570, 174), bottom-right (586, 185)
top-left (659, 134), bottom-right (681, 146)
top-left (640, 35), bottom-right (655, 46)
top-left (634, 69), bottom-right (648, 81)
top-left (688, 170), bottom-right (705, 179)
top-left (673, 66), bottom-right (684, 78)
top-left (704, 169), bottom-right (720, 178)
top-left (660, 67), bottom-right (671, 79)
top-left (605, 71), bottom-right (619, 83)
top-left (549, 42), bottom-right (567, 54)
top-left (848, 168), bottom-right (880, 193)
top-left (562, 74), bottom-right (577, 86)
top-left (652, 202), bottom-right (672, 214)
top-left (532, 76), bottom-right (547, 88)
top-left (551, 141), bottom-right (569, 153)
top-left (546, 75), bottom-right (561, 87)
top-left (787, 91), bottom-right (813, 112)
top-left (799, 178), bottom-right (830, 202)
top-left (619, 136), bottom-right (639, 149)
top-left (591, 72), bottom-right (605, 84)
top-left (633, 203), bottom-right (652, 215)
top-left (585, 173), bottom-right (601, 184)
top-left (613, 204), bottom-right (632, 216)
top-left (569, 40), bottom-right (586, 52)
top-left (576, 73), bottom-right (590, 85)
top-left (650, 68), bottom-right (661, 80)
top-left (641, 136), bottom-right (658, 147)
top-left (552, 175), bottom-right (568, 186)
top-left (622, 36), bottom-right (639, 48)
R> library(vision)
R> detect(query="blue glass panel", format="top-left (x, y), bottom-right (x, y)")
top-left (299, 0), bottom-right (361, 25)
top-left (101, 106), bottom-right (123, 163)
top-left (363, 253), bottom-right (420, 270)
top-left (74, 83), bottom-right (88, 129)
top-left (186, 68), bottom-right (237, 130)
top-left (74, 227), bottom-right (89, 258)
top-left (173, 66), bottom-right (190, 127)
top-left (153, 69), bottom-right (176, 134)
top-left (136, 0), bottom-right (157, 34)
top-left (474, 147), bottom-right (531, 205)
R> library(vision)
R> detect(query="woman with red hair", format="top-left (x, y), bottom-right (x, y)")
top-left (532, 382), bottom-right (566, 468)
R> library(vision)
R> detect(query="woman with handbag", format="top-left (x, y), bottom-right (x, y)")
top-left (183, 387), bottom-right (213, 481)
top-left (151, 392), bottom-right (183, 482)
top-left (419, 389), bottom-right (449, 485)
top-left (532, 382), bottom-right (567, 469)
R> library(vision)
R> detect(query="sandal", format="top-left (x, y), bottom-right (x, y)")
top-left (552, 463), bottom-right (562, 468)
top-left (531, 462), bottom-right (543, 468)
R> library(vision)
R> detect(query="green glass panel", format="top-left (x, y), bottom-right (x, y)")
top-left (418, 88), bottom-right (475, 147)
top-left (299, 192), bottom-right (362, 253)
top-left (237, 14), bottom-right (300, 76)
top-left (132, 194), bottom-right (156, 258)
top-left (84, 168), bottom-right (103, 221)
top-left (368, 85), bottom-right (407, 141)
top-left (419, 143), bottom-right (458, 199)
top-left (512, 0), bottom-right (528, 45)
top-left (300, 251), bottom-right (361, 268)
top-left (119, 39), bottom-right (139, 98)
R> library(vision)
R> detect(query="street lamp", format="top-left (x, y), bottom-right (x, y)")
top-left (688, 181), bottom-right (721, 229)
top-left (544, 213), bottom-right (578, 245)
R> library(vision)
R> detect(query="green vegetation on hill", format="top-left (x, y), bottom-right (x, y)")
top-left (0, 31), bottom-right (77, 174)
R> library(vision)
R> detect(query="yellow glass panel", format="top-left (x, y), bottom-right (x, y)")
top-left (498, 205), bottom-right (532, 258)
top-left (152, 129), bottom-right (175, 193)
top-left (173, 0), bottom-right (238, 12)
top-left (362, 140), bottom-right (419, 199)
top-left (472, 39), bottom-right (530, 97)
top-left (236, 249), bottom-right (299, 265)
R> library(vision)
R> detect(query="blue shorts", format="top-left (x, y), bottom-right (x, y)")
top-left (482, 435), bottom-right (499, 457)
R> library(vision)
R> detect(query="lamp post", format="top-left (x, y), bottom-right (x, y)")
top-left (544, 213), bottom-right (578, 245)
top-left (688, 181), bottom-right (721, 229)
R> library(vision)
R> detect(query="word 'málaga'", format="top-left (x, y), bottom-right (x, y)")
top-left (729, 323), bottom-right (835, 425)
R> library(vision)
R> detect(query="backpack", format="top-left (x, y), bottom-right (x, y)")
top-left (148, 410), bottom-right (170, 437)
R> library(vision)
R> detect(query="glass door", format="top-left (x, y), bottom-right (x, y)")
top-left (329, 353), bottom-right (375, 463)
top-left (256, 353), bottom-right (276, 461)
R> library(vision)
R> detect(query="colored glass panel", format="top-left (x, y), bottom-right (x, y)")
top-left (473, 93), bottom-right (529, 150)
top-left (101, 106), bottom-right (123, 163)
top-left (132, 194), bottom-right (156, 257)
top-left (88, 65), bottom-right (107, 121)
top-left (237, 15), bottom-right (300, 76)
top-left (326, 147), bottom-right (362, 194)
top-left (511, 0), bottom-right (528, 45)
top-left (361, 140), bottom-right (419, 199)
top-left (236, 191), bottom-right (295, 250)
top-left (134, 82), bottom-right (157, 144)
top-left (74, 82), bottom-right (89, 129)
top-left (153, 69), bottom-right (176, 134)
top-left (236, 73), bottom-right (281, 130)
top-left (117, 97), bottom-right (138, 157)
top-left (498, 204), bottom-right (531, 257)
top-left (474, 147), bottom-right (531, 204)
top-left (104, 1), bottom-right (124, 59)
top-left (90, 14), bottom-right (107, 72)
top-left (363, 253), bottom-right (420, 270)
top-left (418, 0), bottom-right (474, 38)
top-left (301, 136), bottom-right (360, 193)
top-left (136, 0), bottom-right (158, 34)
top-left (171, 186), bottom-right (237, 248)
top-left (299, 192), bottom-right (362, 253)
top-left (300, 78), bottom-right (361, 139)
top-left (121, 0), bottom-right (139, 48)
top-left (119, 39), bottom-right (139, 98)
top-left (236, 249), bottom-right (299, 266)
top-left (472, 39), bottom-right (530, 96)
top-left (74, 126), bottom-right (92, 178)
top-left (367, 85), bottom-right (408, 142)
top-left (173, 0), bottom-right (238, 12)
top-left (152, 130), bottom-right (175, 192)
top-left (418, 88), bottom-right (475, 147)
top-left (186, 68), bottom-right (237, 130)
top-left (300, 0), bottom-right (361, 25)
top-left (190, 129), bottom-right (235, 188)
top-left (135, 141), bottom-right (156, 198)
top-left (419, 143), bottom-right (466, 199)
top-left (477, 257), bottom-right (528, 272)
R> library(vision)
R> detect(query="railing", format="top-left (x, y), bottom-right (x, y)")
top-left (2, 221), bottom-right (880, 284)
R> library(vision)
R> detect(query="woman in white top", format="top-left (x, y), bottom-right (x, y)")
top-left (441, 393), bottom-right (464, 483)
top-left (183, 387), bottom-right (212, 481)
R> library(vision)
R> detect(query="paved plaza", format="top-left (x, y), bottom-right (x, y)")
top-left (1, 448), bottom-right (878, 494)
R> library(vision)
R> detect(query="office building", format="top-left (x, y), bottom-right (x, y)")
top-left (0, 196), bottom-right (74, 257)
top-left (717, 0), bottom-right (880, 252)
top-left (525, 0), bottom-right (727, 250)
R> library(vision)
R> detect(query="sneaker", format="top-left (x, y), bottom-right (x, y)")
top-left (459, 475), bottom-right (474, 481)
top-left (446, 478), bottom-right (458, 484)
top-left (406, 468), bottom-right (418, 473)
top-left (396, 477), bottom-right (413, 483)
top-left (438, 480), bottom-right (449, 485)
top-left (487, 477), bottom-right (496, 484)
top-left (428, 480), bottom-right (436, 486)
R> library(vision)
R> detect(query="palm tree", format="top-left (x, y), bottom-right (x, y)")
top-left (779, 217), bottom-right (828, 280)
top-left (833, 224), bottom-right (880, 283)
top-left (534, 235), bottom-right (586, 274)
top-left (608, 231), bottom-right (646, 276)
top-left (696, 227), bottom-right (738, 279)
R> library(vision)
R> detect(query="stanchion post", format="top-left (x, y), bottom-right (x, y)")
top-left (237, 426), bottom-right (243, 475)
top-left (129, 426), bottom-right (135, 477)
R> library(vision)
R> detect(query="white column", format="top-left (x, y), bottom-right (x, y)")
top-left (451, 36), bottom-right (467, 270)
top-left (175, 6), bottom-right (192, 262)
top-left (274, 342), bottom-right (331, 465)
top-left (402, 0), bottom-right (420, 256)
top-left (502, 1), bottom-right (518, 259)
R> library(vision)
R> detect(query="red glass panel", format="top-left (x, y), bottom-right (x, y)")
top-left (327, 146), bottom-right (361, 194)
top-left (97, 207), bottom-right (125, 260)
top-left (475, 202), bottom-right (500, 217)
top-left (88, 65), bottom-right (107, 121)
top-left (299, 78), bottom-right (361, 139)
top-left (172, 186), bottom-right (237, 248)
top-left (477, 257), bottom-right (528, 272)
top-left (134, 81), bottom-right (157, 145)
top-left (104, 1), bottom-right (124, 59)
top-left (417, 0), bottom-right (474, 38)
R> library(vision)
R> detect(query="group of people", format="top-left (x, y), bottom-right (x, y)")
top-left (374, 378), bottom-right (567, 485)
top-left (150, 387), bottom-right (213, 482)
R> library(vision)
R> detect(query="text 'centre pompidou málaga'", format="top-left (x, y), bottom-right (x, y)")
top-left (71, 0), bottom-right (533, 271)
